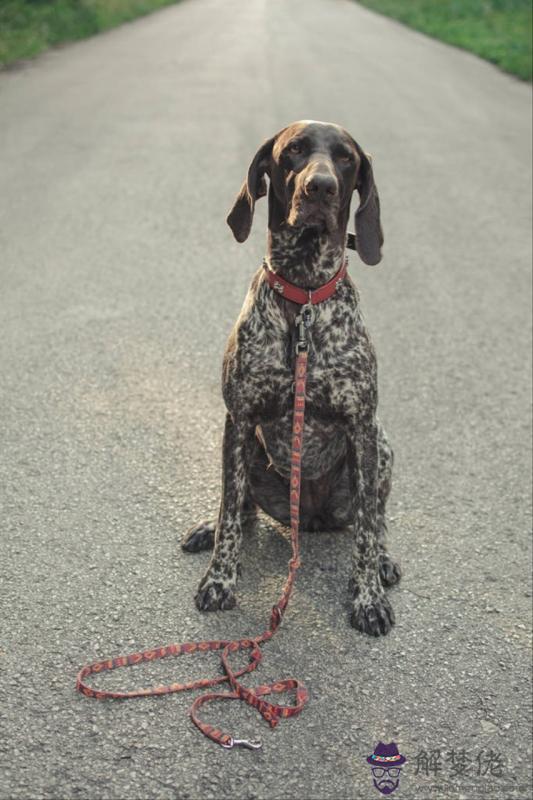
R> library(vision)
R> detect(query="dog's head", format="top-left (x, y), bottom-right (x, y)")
top-left (227, 120), bottom-right (383, 265)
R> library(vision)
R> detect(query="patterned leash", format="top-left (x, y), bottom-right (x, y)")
top-left (76, 304), bottom-right (315, 750)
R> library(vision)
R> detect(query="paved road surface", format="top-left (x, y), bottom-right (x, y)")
top-left (1, 1), bottom-right (531, 798)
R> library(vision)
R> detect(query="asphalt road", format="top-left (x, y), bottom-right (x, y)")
top-left (1, 1), bottom-right (531, 798)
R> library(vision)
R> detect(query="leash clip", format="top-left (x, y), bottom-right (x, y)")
top-left (222, 737), bottom-right (263, 751)
top-left (295, 303), bottom-right (314, 353)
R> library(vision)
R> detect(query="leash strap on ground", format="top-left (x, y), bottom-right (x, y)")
top-left (76, 343), bottom-right (311, 750)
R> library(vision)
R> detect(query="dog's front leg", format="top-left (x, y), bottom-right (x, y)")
top-left (195, 412), bottom-right (252, 612)
top-left (348, 414), bottom-right (395, 635)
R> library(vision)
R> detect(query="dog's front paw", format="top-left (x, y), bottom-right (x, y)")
top-left (378, 552), bottom-right (402, 588)
top-left (195, 572), bottom-right (237, 612)
top-left (350, 591), bottom-right (395, 636)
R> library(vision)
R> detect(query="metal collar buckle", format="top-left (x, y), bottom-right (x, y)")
top-left (295, 302), bottom-right (315, 353)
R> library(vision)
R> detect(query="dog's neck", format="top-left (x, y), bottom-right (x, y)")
top-left (266, 226), bottom-right (346, 288)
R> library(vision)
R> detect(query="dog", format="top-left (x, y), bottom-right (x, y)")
top-left (181, 120), bottom-right (401, 636)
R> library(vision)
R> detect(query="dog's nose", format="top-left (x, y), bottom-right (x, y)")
top-left (304, 172), bottom-right (338, 200)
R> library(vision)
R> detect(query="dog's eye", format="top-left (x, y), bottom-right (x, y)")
top-left (337, 152), bottom-right (352, 163)
top-left (288, 142), bottom-right (302, 155)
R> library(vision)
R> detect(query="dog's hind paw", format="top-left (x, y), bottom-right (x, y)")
top-left (350, 593), bottom-right (395, 636)
top-left (181, 520), bottom-right (216, 552)
top-left (195, 574), bottom-right (237, 612)
top-left (378, 552), bottom-right (402, 587)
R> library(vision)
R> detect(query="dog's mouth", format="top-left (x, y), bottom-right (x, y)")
top-left (287, 200), bottom-right (338, 234)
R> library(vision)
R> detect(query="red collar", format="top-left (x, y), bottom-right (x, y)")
top-left (263, 259), bottom-right (348, 305)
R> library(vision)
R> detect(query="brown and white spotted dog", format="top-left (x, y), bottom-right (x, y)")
top-left (182, 120), bottom-right (401, 636)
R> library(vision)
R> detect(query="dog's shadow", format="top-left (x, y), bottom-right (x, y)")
top-left (237, 512), bottom-right (354, 630)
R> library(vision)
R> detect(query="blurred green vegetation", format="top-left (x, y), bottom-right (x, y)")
top-left (0, 0), bottom-right (181, 68)
top-left (357, 0), bottom-right (532, 80)
top-left (1, 1), bottom-right (530, 79)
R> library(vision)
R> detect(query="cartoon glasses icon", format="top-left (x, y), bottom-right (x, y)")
top-left (371, 767), bottom-right (401, 778)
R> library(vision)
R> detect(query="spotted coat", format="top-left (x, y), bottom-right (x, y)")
top-left (182, 122), bottom-right (401, 635)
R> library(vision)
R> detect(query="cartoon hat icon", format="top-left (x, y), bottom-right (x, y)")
top-left (367, 741), bottom-right (406, 766)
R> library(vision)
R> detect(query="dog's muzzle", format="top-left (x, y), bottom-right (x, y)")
top-left (288, 163), bottom-right (339, 230)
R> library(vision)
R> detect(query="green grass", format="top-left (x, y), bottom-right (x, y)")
top-left (0, 0), bottom-right (181, 69)
top-left (356, 0), bottom-right (532, 80)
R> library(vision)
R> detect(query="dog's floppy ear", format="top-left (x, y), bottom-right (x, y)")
top-left (353, 147), bottom-right (383, 266)
top-left (226, 135), bottom-right (276, 243)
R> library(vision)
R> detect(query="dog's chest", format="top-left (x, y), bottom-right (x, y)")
top-left (235, 286), bottom-right (373, 417)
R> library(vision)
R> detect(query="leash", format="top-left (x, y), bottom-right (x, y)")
top-left (76, 259), bottom-right (346, 749)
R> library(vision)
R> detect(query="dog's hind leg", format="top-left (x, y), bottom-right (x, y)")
top-left (181, 520), bottom-right (216, 552)
top-left (376, 424), bottom-right (402, 588)
top-left (181, 492), bottom-right (257, 553)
